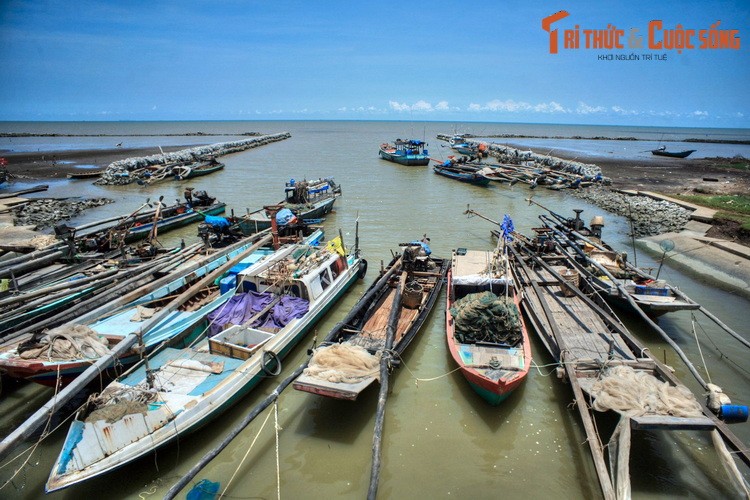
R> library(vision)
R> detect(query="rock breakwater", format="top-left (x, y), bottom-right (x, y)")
top-left (569, 186), bottom-right (691, 237)
top-left (95, 132), bottom-right (291, 185)
top-left (14, 198), bottom-right (114, 229)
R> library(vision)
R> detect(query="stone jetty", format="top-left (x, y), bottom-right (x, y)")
top-left (569, 186), bottom-right (691, 237)
top-left (95, 132), bottom-right (291, 185)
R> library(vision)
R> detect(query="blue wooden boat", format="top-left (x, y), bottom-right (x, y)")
top-left (239, 178), bottom-right (341, 234)
top-left (448, 136), bottom-right (489, 158)
top-left (433, 164), bottom-right (491, 186)
top-left (46, 236), bottom-right (365, 492)
top-left (0, 234), bottom-right (293, 386)
top-left (379, 139), bottom-right (430, 166)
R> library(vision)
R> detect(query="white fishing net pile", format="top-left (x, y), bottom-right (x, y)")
top-left (303, 344), bottom-right (381, 384)
top-left (590, 365), bottom-right (702, 417)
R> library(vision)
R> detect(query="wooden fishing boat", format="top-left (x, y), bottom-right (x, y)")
top-left (46, 236), bottom-right (365, 492)
top-left (172, 158), bottom-right (225, 180)
top-left (534, 205), bottom-right (700, 316)
top-left (433, 164), bottom-right (491, 186)
top-left (122, 200), bottom-right (226, 243)
top-left (66, 170), bottom-right (104, 179)
top-left (448, 137), bottom-right (488, 158)
top-left (293, 240), bottom-right (448, 400)
top-left (0, 233), bottom-right (286, 386)
top-left (651, 147), bottom-right (696, 158)
top-left (509, 230), bottom-right (750, 499)
top-left (379, 139), bottom-right (430, 166)
top-left (70, 193), bottom-right (226, 251)
top-left (446, 246), bottom-right (530, 405)
top-left (238, 178), bottom-right (341, 234)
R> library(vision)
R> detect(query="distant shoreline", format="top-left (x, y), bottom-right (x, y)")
top-left (0, 132), bottom-right (262, 138)
top-left (464, 134), bottom-right (750, 145)
top-left (1, 132), bottom-right (748, 145)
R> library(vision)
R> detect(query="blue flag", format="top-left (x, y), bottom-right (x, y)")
top-left (500, 214), bottom-right (515, 241)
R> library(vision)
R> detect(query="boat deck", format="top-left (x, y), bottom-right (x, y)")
top-left (120, 346), bottom-right (244, 396)
top-left (522, 265), bottom-right (635, 366)
top-left (346, 287), bottom-right (422, 351)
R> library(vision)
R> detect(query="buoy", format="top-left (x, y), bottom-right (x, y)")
top-left (719, 404), bottom-right (749, 423)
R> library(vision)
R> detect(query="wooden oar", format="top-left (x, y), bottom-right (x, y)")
top-left (368, 269), bottom-right (407, 500)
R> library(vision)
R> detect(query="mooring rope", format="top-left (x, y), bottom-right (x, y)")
top-left (691, 316), bottom-right (712, 384)
top-left (220, 401), bottom-right (275, 498)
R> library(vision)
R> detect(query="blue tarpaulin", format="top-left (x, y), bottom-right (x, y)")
top-left (410, 241), bottom-right (431, 255)
top-left (204, 215), bottom-right (230, 228)
top-left (276, 208), bottom-right (296, 225)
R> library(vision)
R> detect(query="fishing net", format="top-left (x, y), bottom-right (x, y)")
top-left (450, 291), bottom-right (522, 346)
top-left (85, 400), bottom-right (148, 423)
top-left (590, 365), bottom-right (703, 417)
top-left (18, 324), bottom-right (111, 360)
top-left (303, 343), bottom-right (381, 384)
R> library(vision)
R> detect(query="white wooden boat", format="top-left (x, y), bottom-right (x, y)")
top-left (46, 238), bottom-right (365, 492)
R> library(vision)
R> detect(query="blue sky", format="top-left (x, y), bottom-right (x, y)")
top-left (0, 1), bottom-right (748, 127)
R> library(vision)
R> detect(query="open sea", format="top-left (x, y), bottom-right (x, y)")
top-left (0, 121), bottom-right (748, 499)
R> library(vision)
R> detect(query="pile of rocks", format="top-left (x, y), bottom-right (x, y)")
top-left (14, 198), bottom-right (114, 229)
top-left (569, 186), bottom-right (691, 237)
top-left (95, 132), bottom-right (291, 185)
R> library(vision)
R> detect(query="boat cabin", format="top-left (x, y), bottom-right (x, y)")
top-left (394, 139), bottom-right (428, 156)
top-left (284, 178), bottom-right (340, 205)
top-left (208, 245), bottom-right (348, 360)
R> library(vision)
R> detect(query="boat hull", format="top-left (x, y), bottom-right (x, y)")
top-left (651, 149), bottom-right (696, 158)
top-left (239, 197), bottom-right (337, 234)
top-left (433, 166), bottom-right (491, 186)
top-left (379, 148), bottom-right (430, 166)
top-left (293, 253), bottom-right (448, 400)
top-left (125, 202), bottom-right (226, 242)
top-left (46, 251), bottom-right (363, 492)
top-left (445, 266), bottom-right (531, 406)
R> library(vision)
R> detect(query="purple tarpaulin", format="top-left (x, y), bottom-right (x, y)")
top-left (256, 296), bottom-right (309, 331)
top-left (207, 291), bottom-right (275, 336)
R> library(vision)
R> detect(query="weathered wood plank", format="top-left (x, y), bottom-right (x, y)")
top-left (630, 415), bottom-right (715, 431)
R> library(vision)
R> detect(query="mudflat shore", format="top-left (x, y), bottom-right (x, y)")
top-left (1, 145), bottom-right (205, 179)
top-left (502, 143), bottom-right (750, 196)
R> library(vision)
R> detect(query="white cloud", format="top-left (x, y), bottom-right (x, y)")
top-left (389, 101), bottom-right (411, 111)
top-left (536, 101), bottom-right (567, 113)
top-left (611, 105), bottom-right (639, 115)
top-left (388, 100), bottom-right (437, 112)
top-left (576, 102), bottom-right (606, 114)
top-left (468, 99), bottom-right (568, 114)
top-left (435, 101), bottom-right (450, 111)
top-left (691, 110), bottom-right (708, 117)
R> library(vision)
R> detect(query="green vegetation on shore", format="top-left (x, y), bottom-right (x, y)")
top-left (674, 193), bottom-right (750, 230)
